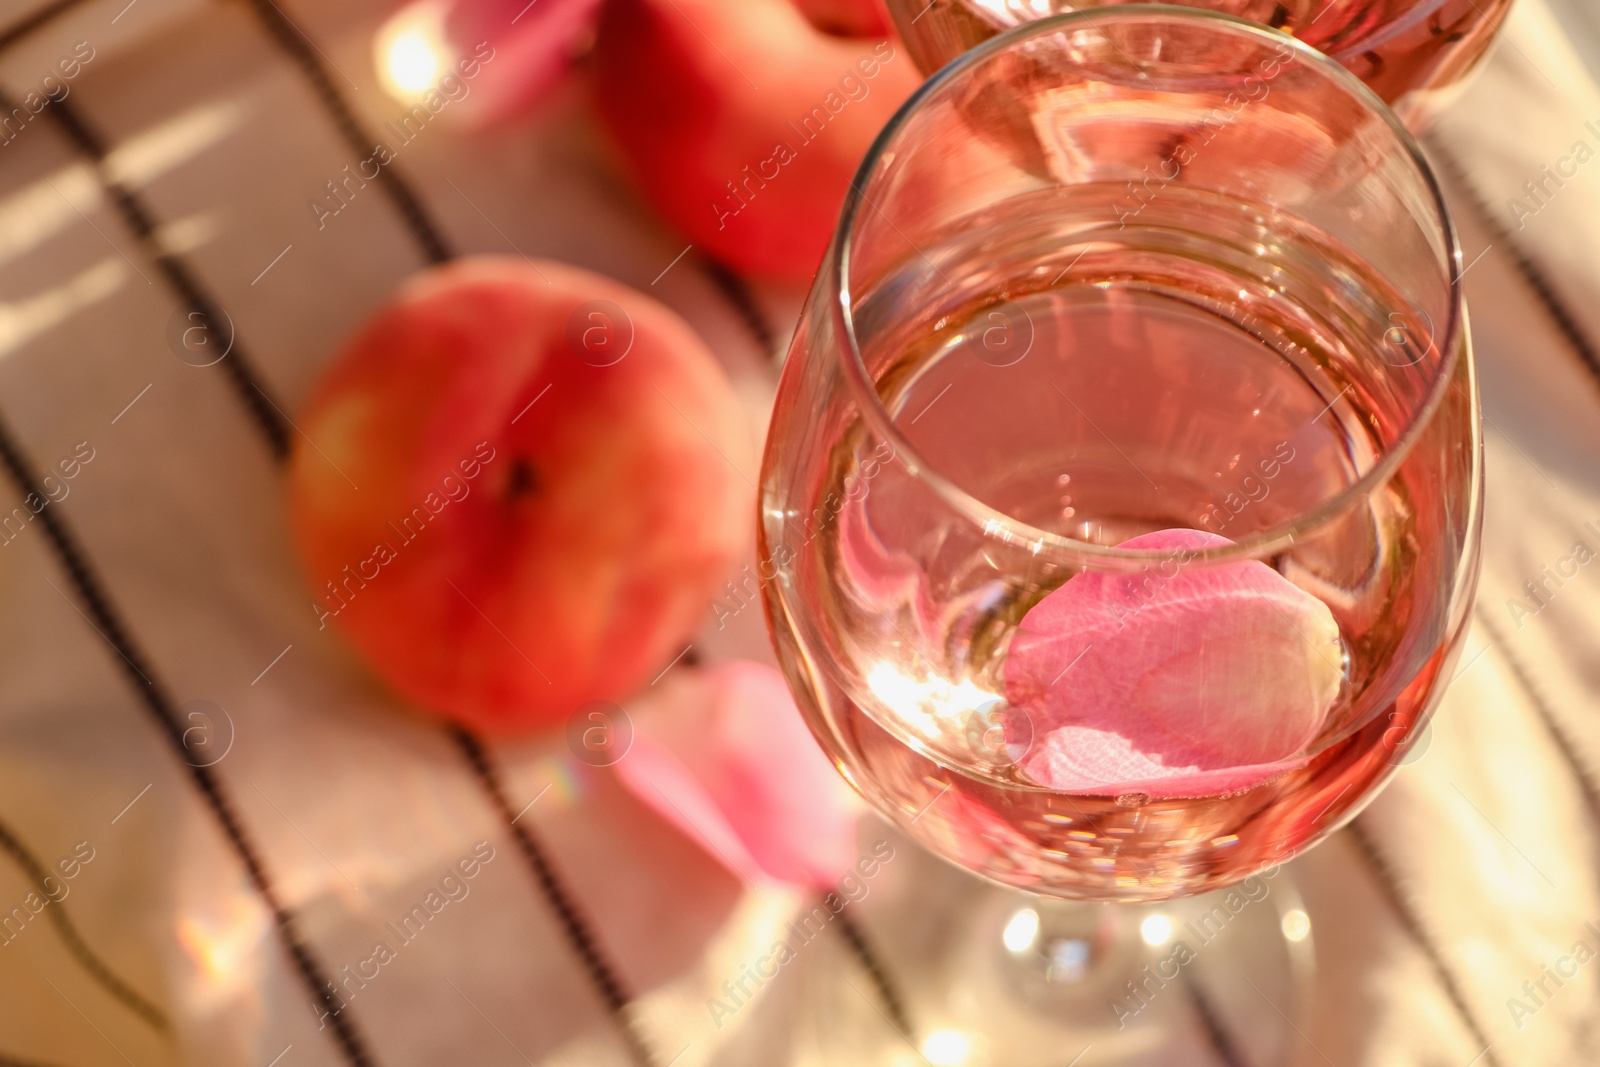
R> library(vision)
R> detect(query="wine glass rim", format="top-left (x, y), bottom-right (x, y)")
top-left (831, 3), bottom-right (1465, 566)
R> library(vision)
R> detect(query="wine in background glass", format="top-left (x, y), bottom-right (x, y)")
top-left (759, 9), bottom-right (1480, 1061)
top-left (883, 0), bottom-right (1515, 123)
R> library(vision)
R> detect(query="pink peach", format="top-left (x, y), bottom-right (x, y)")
top-left (288, 257), bottom-right (753, 733)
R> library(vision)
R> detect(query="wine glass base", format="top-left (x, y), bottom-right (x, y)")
top-left (799, 826), bottom-right (1314, 1067)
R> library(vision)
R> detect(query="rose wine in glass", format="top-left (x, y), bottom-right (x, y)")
top-left (762, 12), bottom-right (1479, 900)
top-left (755, 12), bottom-right (1478, 1062)
top-left (792, 188), bottom-right (1475, 898)
top-left (884, 0), bottom-right (1514, 124)
top-left (759, 14), bottom-right (1479, 1058)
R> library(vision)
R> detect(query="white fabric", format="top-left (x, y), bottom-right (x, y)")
top-left (0, 0), bottom-right (1595, 1063)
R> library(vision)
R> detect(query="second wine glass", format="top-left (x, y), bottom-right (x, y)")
top-left (883, 0), bottom-right (1515, 124)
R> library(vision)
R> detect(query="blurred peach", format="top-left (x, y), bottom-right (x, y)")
top-left (595, 0), bottom-right (920, 282)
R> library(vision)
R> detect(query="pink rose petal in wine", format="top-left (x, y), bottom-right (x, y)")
top-left (835, 470), bottom-right (922, 611)
top-left (1003, 529), bottom-right (1343, 799)
top-left (834, 479), bottom-right (952, 647)
top-left (615, 661), bottom-right (862, 888)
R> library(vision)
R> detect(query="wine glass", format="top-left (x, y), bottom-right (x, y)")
top-left (759, 7), bottom-right (1480, 1062)
top-left (882, 0), bottom-right (1515, 124)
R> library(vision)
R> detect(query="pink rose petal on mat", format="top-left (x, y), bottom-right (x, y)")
top-left (615, 662), bottom-right (861, 888)
top-left (380, 0), bottom-right (603, 127)
top-left (1004, 529), bottom-right (1343, 799)
top-left (613, 730), bottom-right (765, 882)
